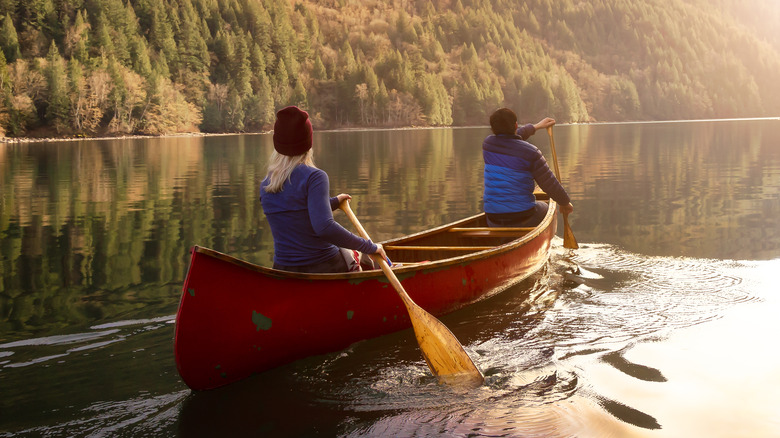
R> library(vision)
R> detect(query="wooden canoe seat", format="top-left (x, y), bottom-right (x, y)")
top-left (534, 191), bottom-right (549, 200)
top-left (448, 227), bottom-right (534, 238)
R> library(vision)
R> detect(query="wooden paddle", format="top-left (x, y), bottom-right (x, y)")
top-left (547, 126), bottom-right (579, 249)
top-left (339, 200), bottom-right (484, 387)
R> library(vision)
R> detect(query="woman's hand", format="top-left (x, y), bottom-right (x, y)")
top-left (561, 202), bottom-right (574, 215)
top-left (374, 243), bottom-right (388, 264)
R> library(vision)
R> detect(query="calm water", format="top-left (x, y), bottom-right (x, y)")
top-left (1, 119), bottom-right (779, 437)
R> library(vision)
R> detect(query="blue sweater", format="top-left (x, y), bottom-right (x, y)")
top-left (260, 165), bottom-right (377, 266)
top-left (483, 124), bottom-right (571, 214)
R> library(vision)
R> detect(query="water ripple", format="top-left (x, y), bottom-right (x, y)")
top-left (0, 316), bottom-right (175, 370)
top-left (326, 244), bottom-right (765, 436)
top-left (542, 244), bottom-right (761, 357)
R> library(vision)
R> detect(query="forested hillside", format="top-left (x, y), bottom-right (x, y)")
top-left (0, 0), bottom-right (778, 138)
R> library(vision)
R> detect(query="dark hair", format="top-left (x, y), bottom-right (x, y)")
top-left (489, 108), bottom-right (517, 135)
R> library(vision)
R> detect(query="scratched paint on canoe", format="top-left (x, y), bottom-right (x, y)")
top-left (393, 270), bottom-right (419, 282)
top-left (252, 311), bottom-right (272, 331)
top-left (174, 207), bottom-right (558, 391)
top-left (188, 288), bottom-right (195, 296)
top-left (416, 263), bottom-right (458, 275)
top-left (347, 310), bottom-right (354, 320)
top-left (347, 277), bottom-right (374, 285)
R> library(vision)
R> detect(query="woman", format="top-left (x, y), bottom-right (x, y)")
top-left (260, 106), bottom-right (387, 273)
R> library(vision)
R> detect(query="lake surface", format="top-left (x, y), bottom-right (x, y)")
top-left (1, 119), bottom-right (779, 437)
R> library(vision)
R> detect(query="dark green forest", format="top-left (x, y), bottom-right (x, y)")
top-left (0, 0), bottom-right (778, 138)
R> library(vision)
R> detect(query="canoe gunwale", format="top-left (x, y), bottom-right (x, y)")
top-left (175, 198), bottom-right (559, 390)
top-left (191, 200), bottom-right (558, 281)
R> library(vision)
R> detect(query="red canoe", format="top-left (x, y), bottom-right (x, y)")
top-left (175, 196), bottom-right (559, 390)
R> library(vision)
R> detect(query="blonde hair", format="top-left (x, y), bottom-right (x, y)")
top-left (263, 149), bottom-right (316, 193)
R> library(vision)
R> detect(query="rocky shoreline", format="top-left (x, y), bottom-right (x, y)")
top-left (0, 125), bottom-right (449, 144)
top-left (0, 131), bottom-right (272, 144)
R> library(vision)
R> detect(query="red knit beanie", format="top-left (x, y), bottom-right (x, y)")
top-left (273, 106), bottom-right (313, 156)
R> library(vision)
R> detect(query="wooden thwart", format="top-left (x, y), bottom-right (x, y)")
top-left (449, 227), bottom-right (535, 232)
top-left (385, 245), bottom-right (494, 251)
top-left (448, 227), bottom-right (533, 238)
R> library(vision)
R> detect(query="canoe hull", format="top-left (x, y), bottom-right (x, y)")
top-left (175, 207), bottom-right (558, 390)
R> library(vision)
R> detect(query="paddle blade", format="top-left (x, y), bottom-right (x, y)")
top-left (562, 213), bottom-right (579, 249)
top-left (407, 303), bottom-right (485, 387)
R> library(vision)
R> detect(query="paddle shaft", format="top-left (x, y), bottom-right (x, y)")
top-left (546, 127), bottom-right (579, 249)
top-left (339, 200), bottom-right (484, 386)
top-left (340, 204), bottom-right (414, 306)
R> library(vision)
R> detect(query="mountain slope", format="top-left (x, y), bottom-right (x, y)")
top-left (0, 0), bottom-right (777, 137)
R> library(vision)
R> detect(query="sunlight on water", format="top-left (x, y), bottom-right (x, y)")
top-left (3, 244), bottom-right (763, 437)
top-left (2, 121), bottom-right (779, 436)
top-left (12, 246), bottom-right (762, 438)
top-left (6, 391), bottom-right (190, 437)
top-left (297, 244), bottom-right (778, 437)
top-left (0, 316), bottom-right (176, 371)
top-left (621, 258), bottom-right (780, 437)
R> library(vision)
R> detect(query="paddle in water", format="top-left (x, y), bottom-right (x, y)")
top-left (547, 127), bottom-right (579, 249)
top-left (339, 200), bottom-right (484, 387)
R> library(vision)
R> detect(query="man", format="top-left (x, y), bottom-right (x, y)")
top-left (482, 107), bottom-right (574, 227)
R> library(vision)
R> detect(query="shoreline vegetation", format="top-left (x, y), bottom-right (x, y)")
top-left (0, 0), bottom-right (778, 143)
top-left (0, 130), bottom-right (266, 144)
top-left (4, 116), bottom-right (780, 144)
top-left (0, 125), bottom-right (440, 144)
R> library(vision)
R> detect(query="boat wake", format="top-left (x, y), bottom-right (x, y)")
top-left (298, 242), bottom-right (765, 437)
top-left (4, 242), bottom-right (766, 437)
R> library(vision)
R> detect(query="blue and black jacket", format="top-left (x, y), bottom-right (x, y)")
top-left (482, 124), bottom-right (570, 215)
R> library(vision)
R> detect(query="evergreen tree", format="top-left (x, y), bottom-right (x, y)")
top-left (66, 10), bottom-right (90, 65)
top-left (376, 80), bottom-right (389, 124)
top-left (252, 69), bottom-right (274, 126)
top-left (128, 34), bottom-right (152, 79)
top-left (93, 12), bottom-right (116, 59)
top-left (67, 56), bottom-right (98, 133)
top-left (20, 0), bottom-right (56, 33)
top-left (0, 49), bottom-right (12, 135)
top-left (211, 29), bottom-right (232, 84)
top-left (273, 57), bottom-right (291, 106)
top-left (44, 41), bottom-right (70, 133)
top-left (152, 49), bottom-right (170, 78)
top-left (176, 3), bottom-right (209, 74)
top-left (0, 0), bottom-right (17, 18)
top-left (312, 54), bottom-right (326, 80)
top-left (224, 88), bottom-right (244, 131)
top-left (230, 32), bottom-right (252, 97)
top-left (417, 73), bottom-right (452, 125)
top-left (0, 13), bottom-right (20, 63)
top-left (290, 78), bottom-right (307, 109)
top-left (0, 0), bottom-right (778, 135)
top-left (0, 48), bottom-right (8, 91)
top-left (338, 39), bottom-right (357, 77)
top-left (148, 3), bottom-right (177, 67)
